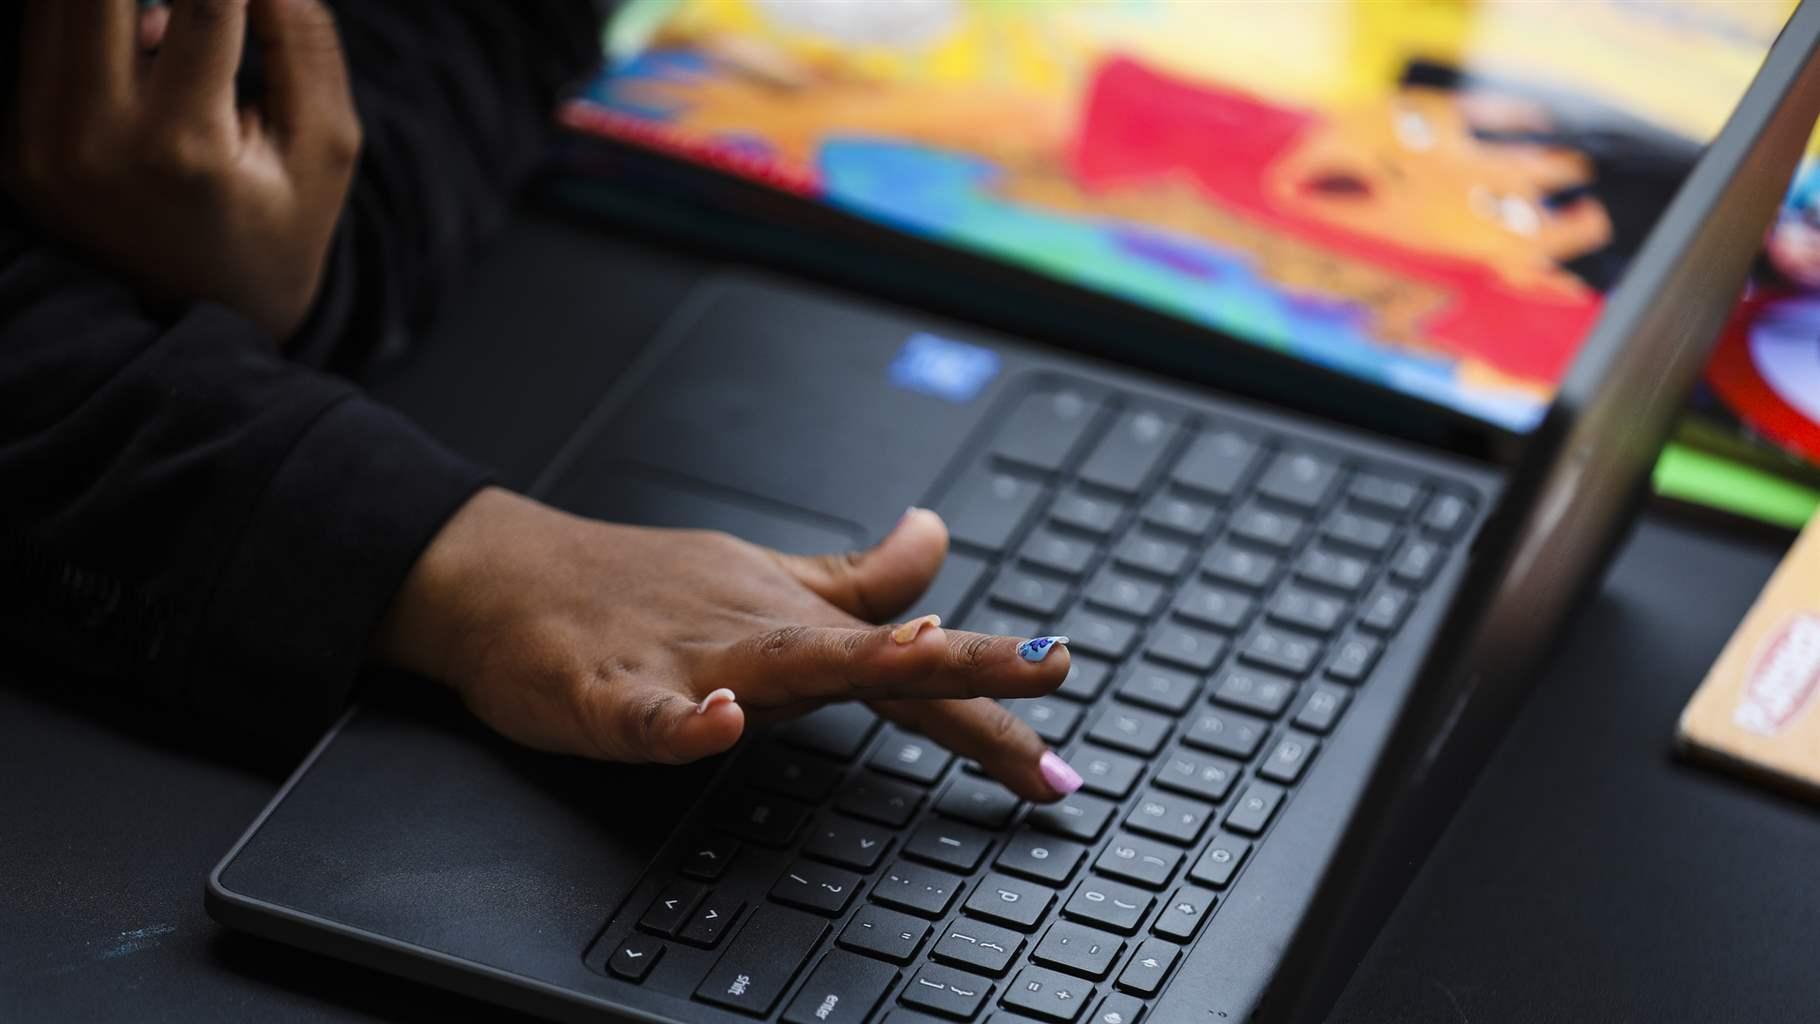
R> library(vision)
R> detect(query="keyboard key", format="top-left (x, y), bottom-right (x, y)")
top-left (1257, 450), bottom-right (1340, 509)
top-left (932, 919), bottom-right (1025, 976)
top-left (1349, 473), bottom-right (1419, 515)
top-left (1113, 532), bottom-right (1191, 578)
top-left (871, 729), bottom-right (955, 786)
top-left (1115, 938), bottom-right (1179, 997)
top-left (639, 880), bottom-right (705, 936)
top-left (1322, 511), bottom-right (1396, 555)
top-left (1073, 746), bottom-right (1145, 799)
top-left (902, 963), bottom-right (994, 1020)
top-left (1202, 543), bottom-right (1278, 590)
top-left (1229, 501), bottom-right (1305, 551)
top-left (1224, 782), bottom-right (1285, 836)
top-left (921, 550), bottom-right (992, 625)
top-left (839, 904), bottom-right (930, 964)
top-left (1019, 528), bottom-right (1099, 579)
top-left (938, 775), bottom-right (1022, 828)
top-left (991, 568), bottom-right (1072, 618)
top-left (1293, 684), bottom-right (1350, 734)
top-left (781, 703), bottom-right (880, 761)
top-left (1267, 587), bottom-right (1348, 636)
top-left (994, 388), bottom-right (1102, 472)
top-left (1057, 657), bottom-right (1114, 702)
top-left (1182, 709), bottom-right (1268, 760)
top-left (1005, 965), bottom-right (1097, 1022)
top-left (806, 817), bottom-right (893, 871)
top-left (772, 861), bottom-right (863, 916)
top-left (1007, 697), bottom-right (1083, 745)
top-left (679, 894), bottom-right (744, 947)
top-left (1033, 921), bottom-right (1125, 980)
top-left (1052, 489), bottom-right (1125, 537)
top-left (1028, 792), bottom-right (1117, 843)
top-left (1389, 537), bottom-right (1443, 586)
top-left (1063, 878), bottom-right (1154, 935)
top-left (1171, 429), bottom-right (1260, 500)
top-left (1114, 663), bottom-right (1200, 715)
top-left (967, 606), bottom-right (1045, 642)
top-left (607, 934), bottom-right (664, 981)
top-left (783, 951), bottom-right (900, 1024)
top-left (750, 746), bottom-right (844, 803)
top-left (1173, 582), bottom-right (1255, 632)
top-left (1188, 834), bottom-right (1252, 888)
top-left (1210, 667), bottom-right (1298, 718)
top-left (1295, 549), bottom-right (1371, 595)
top-left (1141, 490), bottom-right (1218, 538)
top-left (943, 464), bottom-right (1047, 553)
top-left (1126, 789), bottom-right (1214, 845)
top-left (1085, 568), bottom-right (1165, 619)
top-left (1080, 408), bottom-right (1179, 494)
top-left (1358, 583), bottom-right (1413, 634)
top-left (695, 904), bottom-right (827, 1015)
top-left (1090, 993), bottom-right (1148, 1024)
top-left (874, 861), bottom-right (963, 918)
top-left (1095, 834), bottom-right (1182, 889)
top-left (1240, 628), bottom-right (1321, 676)
top-left (715, 794), bottom-right (811, 848)
top-left (1087, 706), bottom-right (1172, 757)
top-left (997, 831), bottom-right (1087, 886)
top-left (907, 820), bottom-right (994, 873)
top-left (1053, 607), bottom-right (1139, 661)
top-left (1154, 748), bottom-right (1240, 803)
top-left (838, 775), bottom-right (924, 828)
top-left (1258, 733), bottom-right (1318, 784)
top-left (1145, 621), bottom-right (1226, 673)
top-left (964, 872), bottom-right (1055, 930)
top-left (1325, 634), bottom-right (1382, 684)
top-left (1153, 886), bottom-right (1215, 943)
top-left (1421, 489), bottom-right (1472, 538)
top-left (679, 835), bottom-right (739, 882)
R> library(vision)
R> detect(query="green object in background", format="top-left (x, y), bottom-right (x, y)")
top-left (1654, 442), bottom-right (1820, 529)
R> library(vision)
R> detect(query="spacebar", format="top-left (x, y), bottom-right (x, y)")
top-left (695, 903), bottom-right (829, 1016)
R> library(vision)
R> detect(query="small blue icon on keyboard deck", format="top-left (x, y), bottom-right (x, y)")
top-left (887, 333), bottom-right (1000, 403)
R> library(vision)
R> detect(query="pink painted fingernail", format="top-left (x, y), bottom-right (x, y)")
top-left (695, 688), bottom-right (737, 715)
top-left (891, 613), bottom-right (942, 645)
top-left (1039, 750), bottom-right (1083, 796)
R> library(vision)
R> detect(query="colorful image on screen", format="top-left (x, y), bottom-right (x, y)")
top-left (565, 0), bottom-right (1794, 430)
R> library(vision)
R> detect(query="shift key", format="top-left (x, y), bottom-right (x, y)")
top-left (696, 904), bottom-right (829, 1016)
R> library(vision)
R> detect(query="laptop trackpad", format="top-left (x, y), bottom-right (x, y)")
top-left (552, 463), bottom-right (861, 555)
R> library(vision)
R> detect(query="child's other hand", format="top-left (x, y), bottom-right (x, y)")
top-left (9, 0), bottom-right (361, 342)
top-left (377, 489), bottom-right (1085, 803)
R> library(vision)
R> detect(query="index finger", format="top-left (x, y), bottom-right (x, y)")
top-left (147, 0), bottom-right (246, 123)
top-left (713, 622), bottom-right (1072, 707)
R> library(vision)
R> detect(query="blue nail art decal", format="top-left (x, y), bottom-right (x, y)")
top-left (1018, 636), bottom-right (1069, 662)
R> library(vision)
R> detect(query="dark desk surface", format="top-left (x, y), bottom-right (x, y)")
top-left (7, 215), bottom-right (1818, 1023)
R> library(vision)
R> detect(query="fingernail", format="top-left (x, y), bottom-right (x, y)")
top-left (891, 613), bottom-right (942, 645)
top-left (1039, 750), bottom-right (1084, 796)
top-left (695, 688), bottom-right (737, 714)
top-left (1017, 635), bottom-right (1069, 662)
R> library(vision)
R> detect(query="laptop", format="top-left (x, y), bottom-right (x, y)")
top-left (207, 4), bottom-right (1820, 1023)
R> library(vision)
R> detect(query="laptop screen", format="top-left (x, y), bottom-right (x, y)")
top-left (564, 1), bottom-right (1794, 432)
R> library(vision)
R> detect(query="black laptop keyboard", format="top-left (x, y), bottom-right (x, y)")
top-left (588, 379), bottom-right (1478, 1024)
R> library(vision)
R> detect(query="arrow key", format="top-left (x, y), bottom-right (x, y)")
top-left (607, 934), bottom-right (664, 982)
top-left (637, 880), bottom-right (705, 937)
top-left (1004, 965), bottom-right (1095, 1022)
top-left (1115, 939), bottom-right (1180, 997)
top-left (679, 835), bottom-right (739, 881)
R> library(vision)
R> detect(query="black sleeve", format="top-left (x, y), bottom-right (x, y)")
top-left (0, 2), bottom-right (603, 746)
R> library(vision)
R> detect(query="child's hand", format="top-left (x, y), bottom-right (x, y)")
top-left (377, 488), bottom-right (1084, 802)
top-left (8, 0), bottom-right (361, 341)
